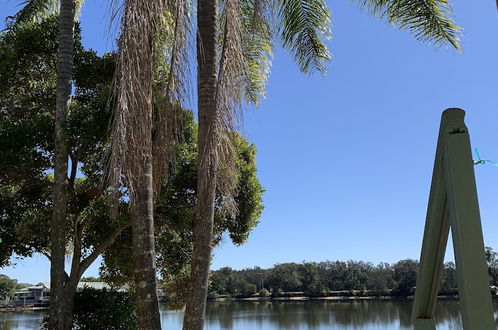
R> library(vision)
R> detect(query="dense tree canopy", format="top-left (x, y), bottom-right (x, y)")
top-left (208, 257), bottom-right (476, 298)
top-left (0, 275), bottom-right (18, 301)
top-left (0, 16), bottom-right (263, 291)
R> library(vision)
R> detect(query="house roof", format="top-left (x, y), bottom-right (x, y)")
top-left (15, 281), bottom-right (126, 293)
top-left (77, 282), bottom-right (112, 291)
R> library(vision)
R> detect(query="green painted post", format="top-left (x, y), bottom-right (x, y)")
top-left (414, 318), bottom-right (437, 330)
top-left (412, 108), bottom-right (495, 330)
top-left (412, 111), bottom-right (453, 324)
top-left (443, 128), bottom-right (494, 329)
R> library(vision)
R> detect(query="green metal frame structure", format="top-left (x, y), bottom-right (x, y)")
top-left (412, 108), bottom-right (495, 330)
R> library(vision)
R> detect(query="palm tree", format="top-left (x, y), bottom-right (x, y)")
top-left (108, 0), bottom-right (193, 328)
top-left (52, 0), bottom-right (76, 328)
top-left (353, 0), bottom-right (460, 50)
top-left (7, 0), bottom-right (60, 26)
top-left (13, 1), bottom-right (189, 328)
top-left (182, 1), bottom-right (220, 328)
top-left (183, 0), bottom-right (461, 329)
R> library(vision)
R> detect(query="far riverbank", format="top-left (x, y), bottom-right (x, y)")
top-left (210, 294), bottom-right (465, 302)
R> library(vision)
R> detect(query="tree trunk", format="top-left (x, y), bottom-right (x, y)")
top-left (50, 0), bottom-right (75, 329)
top-left (182, 0), bottom-right (219, 329)
top-left (113, 0), bottom-right (163, 328)
top-left (59, 279), bottom-right (79, 330)
top-left (132, 161), bottom-right (161, 329)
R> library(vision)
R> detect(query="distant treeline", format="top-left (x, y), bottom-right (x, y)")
top-left (209, 247), bottom-right (498, 298)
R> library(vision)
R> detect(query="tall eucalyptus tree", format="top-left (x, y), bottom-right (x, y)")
top-left (183, 0), bottom-right (461, 329)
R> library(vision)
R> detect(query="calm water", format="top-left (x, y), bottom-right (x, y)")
top-left (2, 300), bottom-right (498, 329)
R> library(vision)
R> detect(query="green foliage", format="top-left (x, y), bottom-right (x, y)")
top-left (485, 246), bottom-right (498, 286)
top-left (6, 0), bottom-right (60, 31)
top-left (0, 15), bottom-right (119, 268)
top-left (267, 263), bottom-right (303, 292)
top-left (276, 0), bottom-right (332, 74)
top-left (72, 288), bottom-right (137, 330)
top-left (43, 288), bottom-right (138, 330)
top-left (259, 288), bottom-right (270, 297)
top-left (0, 275), bottom-right (18, 300)
top-left (100, 121), bottom-right (264, 304)
top-left (0, 17), bottom-right (264, 295)
top-left (367, 262), bottom-right (393, 294)
top-left (240, 0), bottom-right (273, 104)
top-left (354, 0), bottom-right (461, 51)
top-left (209, 267), bottom-right (235, 296)
top-left (392, 259), bottom-right (418, 297)
top-left (439, 262), bottom-right (457, 295)
top-left (300, 263), bottom-right (325, 297)
top-left (207, 258), bottom-right (434, 298)
top-left (80, 276), bottom-right (102, 283)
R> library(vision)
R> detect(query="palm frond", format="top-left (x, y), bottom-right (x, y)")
top-left (276, 0), bottom-right (332, 74)
top-left (7, 0), bottom-right (84, 30)
top-left (7, 0), bottom-right (59, 29)
top-left (354, 0), bottom-right (461, 51)
top-left (152, 0), bottom-right (193, 197)
top-left (241, 0), bottom-right (273, 105)
top-left (214, 0), bottom-right (249, 215)
top-left (107, 0), bottom-right (167, 210)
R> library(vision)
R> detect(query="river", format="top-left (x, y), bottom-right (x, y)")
top-left (2, 299), bottom-right (498, 329)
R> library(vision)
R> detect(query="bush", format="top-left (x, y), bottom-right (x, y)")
top-left (259, 288), bottom-right (270, 297)
top-left (271, 288), bottom-right (283, 297)
top-left (72, 288), bottom-right (137, 330)
top-left (207, 291), bottom-right (218, 299)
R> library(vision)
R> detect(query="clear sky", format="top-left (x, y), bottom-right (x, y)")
top-left (2, 0), bottom-right (498, 284)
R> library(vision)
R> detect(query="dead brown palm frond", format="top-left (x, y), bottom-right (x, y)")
top-left (152, 0), bottom-right (193, 198)
top-left (213, 0), bottom-right (248, 216)
top-left (107, 0), bottom-right (167, 212)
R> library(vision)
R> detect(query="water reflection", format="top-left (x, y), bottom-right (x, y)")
top-left (3, 300), bottom-right (498, 329)
top-left (0, 311), bottom-right (45, 330)
top-left (205, 300), bottom-right (431, 329)
top-left (161, 299), bottom-right (498, 330)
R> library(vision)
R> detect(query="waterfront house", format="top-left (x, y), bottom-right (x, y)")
top-left (13, 282), bottom-right (50, 306)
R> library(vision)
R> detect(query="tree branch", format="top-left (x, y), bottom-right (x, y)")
top-left (78, 219), bottom-right (132, 277)
top-left (76, 186), bottom-right (104, 205)
top-left (69, 220), bottom-right (83, 279)
top-left (68, 151), bottom-right (78, 194)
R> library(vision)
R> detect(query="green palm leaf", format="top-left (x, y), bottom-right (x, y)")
top-left (7, 0), bottom-right (60, 29)
top-left (276, 0), bottom-right (332, 74)
top-left (241, 0), bottom-right (273, 104)
top-left (354, 0), bottom-right (461, 51)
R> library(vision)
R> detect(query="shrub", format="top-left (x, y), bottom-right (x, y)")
top-left (259, 288), bottom-right (270, 297)
top-left (72, 288), bottom-right (137, 330)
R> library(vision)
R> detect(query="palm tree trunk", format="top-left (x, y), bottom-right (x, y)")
top-left (182, 0), bottom-right (219, 329)
top-left (49, 0), bottom-right (75, 328)
top-left (132, 161), bottom-right (162, 329)
top-left (113, 0), bottom-right (163, 328)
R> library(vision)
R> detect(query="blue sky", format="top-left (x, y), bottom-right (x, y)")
top-left (2, 0), bottom-right (498, 284)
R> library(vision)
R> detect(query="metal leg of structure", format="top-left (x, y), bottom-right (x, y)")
top-left (412, 108), bottom-right (495, 330)
top-left (414, 318), bottom-right (436, 330)
top-left (443, 131), bottom-right (494, 329)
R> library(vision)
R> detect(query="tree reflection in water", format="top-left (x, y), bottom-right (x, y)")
top-left (3, 299), bottom-right (498, 329)
top-left (199, 299), bottom-right (498, 330)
